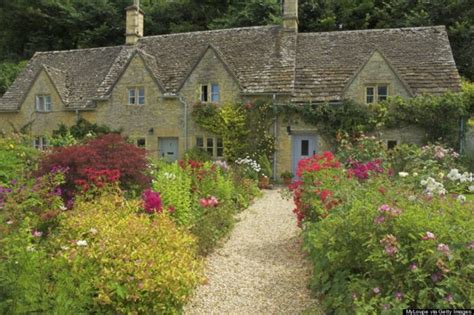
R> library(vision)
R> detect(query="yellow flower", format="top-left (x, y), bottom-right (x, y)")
top-left (9, 144), bottom-right (15, 149)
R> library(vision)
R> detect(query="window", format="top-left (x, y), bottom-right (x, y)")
top-left (301, 140), bottom-right (309, 156)
top-left (216, 138), bottom-right (224, 157)
top-left (35, 95), bottom-right (51, 112)
top-left (366, 87), bottom-right (375, 104)
top-left (200, 85), bottom-right (208, 102)
top-left (128, 87), bottom-right (145, 105)
top-left (196, 136), bottom-right (223, 158)
top-left (206, 138), bottom-right (214, 155)
top-left (366, 85), bottom-right (389, 104)
top-left (196, 137), bottom-right (204, 150)
top-left (136, 138), bottom-right (146, 148)
top-left (211, 84), bottom-right (220, 102)
top-left (33, 137), bottom-right (49, 150)
top-left (387, 140), bottom-right (398, 150)
top-left (200, 84), bottom-right (220, 103)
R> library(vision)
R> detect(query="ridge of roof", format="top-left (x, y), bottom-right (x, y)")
top-left (299, 25), bottom-right (446, 36)
top-left (33, 45), bottom-right (127, 56)
top-left (139, 25), bottom-right (281, 40)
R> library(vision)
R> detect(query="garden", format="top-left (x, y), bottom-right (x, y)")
top-left (288, 136), bottom-right (473, 313)
top-left (0, 132), bottom-right (261, 313)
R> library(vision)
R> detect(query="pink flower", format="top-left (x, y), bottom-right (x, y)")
top-left (467, 241), bottom-right (474, 250)
top-left (395, 292), bottom-right (403, 301)
top-left (384, 245), bottom-right (398, 256)
top-left (445, 294), bottom-right (453, 303)
top-left (373, 287), bottom-right (381, 294)
top-left (422, 231), bottom-right (436, 240)
top-left (378, 204), bottom-right (391, 213)
top-left (431, 272), bottom-right (443, 282)
top-left (437, 243), bottom-right (450, 255)
top-left (374, 215), bottom-right (385, 224)
top-left (409, 263), bottom-right (418, 271)
top-left (142, 189), bottom-right (163, 214)
top-left (32, 230), bottom-right (43, 238)
top-left (200, 198), bottom-right (209, 207)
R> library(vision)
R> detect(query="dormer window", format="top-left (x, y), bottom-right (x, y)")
top-left (366, 85), bottom-right (389, 104)
top-left (200, 84), bottom-right (220, 103)
top-left (35, 95), bottom-right (51, 112)
top-left (128, 87), bottom-right (145, 105)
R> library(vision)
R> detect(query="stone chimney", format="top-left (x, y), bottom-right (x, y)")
top-left (125, 0), bottom-right (144, 45)
top-left (283, 0), bottom-right (298, 32)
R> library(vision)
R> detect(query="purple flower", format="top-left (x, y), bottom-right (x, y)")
top-left (395, 291), bottom-right (403, 301)
top-left (373, 287), bottom-right (381, 294)
top-left (32, 230), bottom-right (43, 238)
top-left (437, 243), bottom-right (450, 255)
top-left (431, 272), bottom-right (443, 282)
top-left (467, 241), bottom-right (474, 250)
top-left (445, 294), bottom-right (453, 303)
top-left (382, 304), bottom-right (390, 310)
top-left (422, 231), bottom-right (436, 240)
top-left (384, 245), bottom-right (398, 256)
top-left (374, 215), bottom-right (385, 224)
top-left (409, 263), bottom-right (418, 271)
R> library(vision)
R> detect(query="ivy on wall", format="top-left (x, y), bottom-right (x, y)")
top-left (191, 100), bottom-right (276, 162)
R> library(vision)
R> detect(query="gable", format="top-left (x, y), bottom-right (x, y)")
top-left (21, 68), bottom-right (65, 111)
top-left (179, 47), bottom-right (242, 104)
top-left (110, 53), bottom-right (164, 100)
top-left (343, 50), bottom-right (412, 103)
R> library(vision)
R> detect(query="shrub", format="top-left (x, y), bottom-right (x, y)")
top-left (52, 192), bottom-right (203, 314)
top-left (292, 152), bottom-right (473, 312)
top-left (37, 134), bottom-right (150, 199)
top-left (0, 135), bottom-right (38, 185)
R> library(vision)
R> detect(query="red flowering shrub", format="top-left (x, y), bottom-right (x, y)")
top-left (37, 134), bottom-right (150, 199)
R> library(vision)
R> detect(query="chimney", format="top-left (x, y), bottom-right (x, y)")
top-left (283, 0), bottom-right (298, 32)
top-left (125, 0), bottom-right (144, 45)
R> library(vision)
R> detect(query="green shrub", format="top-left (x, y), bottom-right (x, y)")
top-left (184, 147), bottom-right (212, 162)
top-left (292, 152), bottom-right (473, 313)
top-left (0, 135), bottom-right (38, 185)
top-left (53, 192), bottom-right (203, 314)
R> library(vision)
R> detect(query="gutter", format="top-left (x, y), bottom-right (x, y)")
top-left (272, 93), bottom-right (278, 180)
top-left (178, 94), bottom-right (189, 152)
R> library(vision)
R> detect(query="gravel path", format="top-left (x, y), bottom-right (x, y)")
top-left (184, 189), bottom-right (319, 314)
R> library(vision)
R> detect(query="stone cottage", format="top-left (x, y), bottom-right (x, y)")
top-left (0, 0), bottom-right (462, 176)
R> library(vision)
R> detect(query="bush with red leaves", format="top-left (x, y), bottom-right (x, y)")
top-left (37, 134), bottom-right (150, 199)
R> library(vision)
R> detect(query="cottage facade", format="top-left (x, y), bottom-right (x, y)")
top-left (0, 0), bottom-right (462, 176)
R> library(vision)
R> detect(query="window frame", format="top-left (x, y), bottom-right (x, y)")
top-left (365, 84), bottom-right (389, 104)
top-left (127, 87), bottom-right (145, 105)
top-left (35, 95), bottom-right (52, 112)
top-left (196, 136), bottom-right (224, 159)
top-left (200, 85), bottom-right (209, 102)
top-left (33, 136), bottom-right (49, 150)
top-left (200, 83), bottom-right (220, 103)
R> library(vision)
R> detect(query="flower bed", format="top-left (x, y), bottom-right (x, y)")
top-left (0, 134), bottom-right (260, 313)
top-left (290, 147), bottom-right (473, 313)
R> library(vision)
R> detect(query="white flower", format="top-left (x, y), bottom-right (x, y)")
top-left (6, 220), bottom-right (13, 225)
top-left (398, 172), bottom-right (409, 178)
top-left (89, 228), bottom-right (98, 235)
top-left (457, 195), bottom-right (466, 203)
top-left (408, 195), bottom-right (417, 202)
top-left (420, 179), bottom-right (427, 186)
top-left (76, 240), bottom-right (88, 247)
top-left (469, 186), bottom-right (474, 192)
top-left (163, 172), bottom-right (176, 181)
top-left (413, 172), bottom-right (419, 177)
top-left (61, 246), bottom-right (70, 251)
top-left (438, 172), bottom-right (445, 179)
top-left (26, 245), bottom-right (36, 252)
top-left (447, 169), bottom-right (460, 181)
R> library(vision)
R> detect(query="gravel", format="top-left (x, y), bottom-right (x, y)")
top-left (184, 189), bottom-right (320, 314)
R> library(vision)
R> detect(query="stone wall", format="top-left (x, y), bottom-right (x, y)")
top-left (344, 51), bottom-right (411, 103)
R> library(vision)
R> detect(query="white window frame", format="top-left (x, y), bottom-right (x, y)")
top-left (35, 95), bottom-right (52, 112)
top-left (196, 136), bottom-right (224, 158)
top-left (128, 87), bottom-right (145, 105)
top-left (211, 84), bottom-right (220, 103)
top-left (365, 84), bottom-right (389, 104)
top-left (33, 136), bottom-right (49, 150)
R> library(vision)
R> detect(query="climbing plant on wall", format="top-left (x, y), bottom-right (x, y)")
top-left (192, 100), bottom-right (276, 162)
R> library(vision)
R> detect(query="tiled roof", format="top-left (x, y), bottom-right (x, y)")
top-left (293, 26), bottom-right (462, 102)
top-left (0, 25), bottom-right (461, 111)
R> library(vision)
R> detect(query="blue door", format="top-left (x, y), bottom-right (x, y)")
top-left (292, 134), bottom-right (317, 176)
top-left (159, 137), bottom-right (179, 162)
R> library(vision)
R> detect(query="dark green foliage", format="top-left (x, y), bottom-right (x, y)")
top-left (0, 61), bottom-right (27, 95)
top-left (52, 118), bottom-right (119, 140)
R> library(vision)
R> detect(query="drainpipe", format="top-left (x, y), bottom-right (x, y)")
top-left (178, 95), bottom-right (189, 152)
top-left (272, 93), bottom-right (277, 180)
top-left (459, 116), bottom-right (465, 155)
top-left (75, 110), bottom-right (80, 123)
